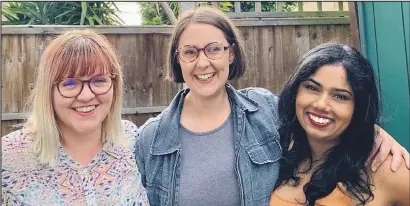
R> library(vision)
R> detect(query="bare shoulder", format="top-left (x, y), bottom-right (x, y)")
top-left (373, 155), bottom-right (409, 182)
top-left (372, 155), bottom-right (409, 205)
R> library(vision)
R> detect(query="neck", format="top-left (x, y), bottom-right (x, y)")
top-left (307, 136), bottom-right (339, 161)
top-left (184, 87), bottom-right (230, 118)
top-left (59, 123), bottom-right (103, 166)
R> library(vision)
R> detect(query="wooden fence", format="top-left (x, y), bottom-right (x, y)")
top-left (1, 17), bottom-right (352, 135)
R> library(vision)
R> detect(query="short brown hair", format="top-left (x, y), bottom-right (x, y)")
top-left (166, 7), bottom-right (247, 83)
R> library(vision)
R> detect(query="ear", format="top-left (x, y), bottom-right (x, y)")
top-left (229, 51), bottom-right (235, 65)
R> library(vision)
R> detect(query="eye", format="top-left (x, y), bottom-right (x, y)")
top-left (182, 48), bottom-right (197, 55)
top-left (206, 45), bottom-right (222, 53)
top-left (61, 79), bottom-right (79, 87)
top-left (334, 94), bottom-right (349, 100)
top-left (93, 77), bottom-right (107, 83)
top-left (91, 76), bottom-right (110, 87)
top-left (305, 84), bottom-right (319, 92)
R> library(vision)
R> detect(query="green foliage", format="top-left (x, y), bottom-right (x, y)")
top-left (139, 1), bottom-right (298, 25)
top-left (139, 2), bottom-right (179, 25)
top-left (223, 2), bottom-right (297, 12)
top-left (1, 2), bottom-right (123, 25)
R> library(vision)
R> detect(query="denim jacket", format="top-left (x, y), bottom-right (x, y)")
top-left (135, 84), bottom-right (282, 206)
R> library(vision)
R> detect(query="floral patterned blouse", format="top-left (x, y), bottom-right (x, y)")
top-left (2, 120), bottom-right (149, 206)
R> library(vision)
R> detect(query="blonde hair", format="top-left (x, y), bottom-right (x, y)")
top-left (24, 29), bottom-right (125, 166)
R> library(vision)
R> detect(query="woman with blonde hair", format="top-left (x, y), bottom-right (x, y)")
top-left (2, 30), bottom-right (148, 205)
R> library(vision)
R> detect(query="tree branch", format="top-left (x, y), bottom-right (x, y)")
top-left (159, 2), bottom-right (177, 25)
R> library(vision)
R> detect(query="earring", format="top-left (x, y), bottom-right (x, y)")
top-left (288, 134), bottom-right (295, 151)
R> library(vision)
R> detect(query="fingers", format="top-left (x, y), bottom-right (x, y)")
top-left (371, 139), bottom-right (391, 172)
top-left (402, 146), bottom-right (410, 169)
top-left (390, 144), bottom-right (402, 172)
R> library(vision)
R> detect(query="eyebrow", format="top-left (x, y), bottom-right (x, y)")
top-left (305, 78), bottom-right (353, 96)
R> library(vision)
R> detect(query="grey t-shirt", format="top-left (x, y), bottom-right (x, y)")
top-left (178, 115), bottom-right (241, 206)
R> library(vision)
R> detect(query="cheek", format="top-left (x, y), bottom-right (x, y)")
top-left (180, 63), bottom-right (193, 78)
top-left (99, 89), bottom-right (114, 105)
top-left (52, 88), bottom-right (67, 110)
top-left (218, 57), bottom-right (231, 71)
top-left (295, 97), bottom-right (304, 120)
top-left (340, 103), bottom-right (354, 123)
top-left (295, 90), bottom-right (308, 111)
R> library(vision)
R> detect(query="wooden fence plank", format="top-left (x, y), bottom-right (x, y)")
top-left (309, 25), bottom-right (324, 48)
top-left (255, 2), bottom-right (262, 12)
top-left (276, 2), bottom-right (284, 12)
top-left (150, 34), bottom-right (178, 106)
top-left (257, 27), bottom-right (275, 92)
top-left (235, 2), bottom-right (241, 13)
top-left (281, 26), bottom-right (299, 82)
top-left (232, 17), bottom-right (350, 27)
top-left (348, 2), bottom-right (361, 50)
top-left (273, 26), bottom-right (285, 93)
top-left (1, 25), bottom-right (175, 35)
top-left (317, 2), bottom-right (323, 11)
top-left (295, 25), bottom-right (311, 60)
top-left (226, 11), bottom-right (349, 19)
top-left (298, 2), bottom-right (304, 11)
top-left (322, 24), bottom-right (337, 43)
top-left (339, 2), bottom-right (344, 11)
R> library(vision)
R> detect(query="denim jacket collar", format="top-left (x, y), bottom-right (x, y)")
top-left (150, 83), bottom-right (258, 155)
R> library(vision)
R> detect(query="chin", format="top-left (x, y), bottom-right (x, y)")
top-left (200, 85), bottom-right (225, 96)
top-left (73, 122), bottom-right (102, 133)
top-left (306, 130), bottom-right (333, 141)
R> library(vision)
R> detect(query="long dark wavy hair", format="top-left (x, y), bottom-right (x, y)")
top-left (274, 43), bottom-right (380, 205)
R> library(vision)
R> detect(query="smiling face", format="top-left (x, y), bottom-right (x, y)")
top-left (53, 72), bottom-right (114, 135)
top-left (177, 23), bottom-right (234, 98)
top-left (295, 64), bottom-right (354, 144)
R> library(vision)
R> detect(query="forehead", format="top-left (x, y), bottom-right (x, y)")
top-left (309, 64), bottom-right (352, 90)
top-left (178, 23), bottom-right (228, 47)
top-left (53, 45), bottom-right (113, 80)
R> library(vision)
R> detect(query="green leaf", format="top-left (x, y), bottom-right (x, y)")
top-left (55, 9), bottom-right (75, 18)
top-left (2, 1), bottom-right (122, 25)
top-left (86, 16), bottom-right (95, 25)
top-left (80, 2), bottom-right (87, 25)
top-left (93, 14), bottom-right (103, 25)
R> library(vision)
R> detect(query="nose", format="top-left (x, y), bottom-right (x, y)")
top-left (196, 50), bottom-right (211, 68)
top-left (77, 83), bottom-right (95, 102)
top-left (313, 94), bottom-right (331, 112)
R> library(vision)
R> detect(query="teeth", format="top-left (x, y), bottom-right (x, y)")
top-left (75, 106), bottom-right (96, 113)
top-left (196, 73), bottom-right (214, 80)
top-left (309, 114), bottom-right (331, 124)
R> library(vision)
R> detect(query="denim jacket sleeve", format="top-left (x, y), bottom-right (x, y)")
top-left (135, 117), bottom-right (160, 188)
top-left (242, 87), bottom-right (281, 135)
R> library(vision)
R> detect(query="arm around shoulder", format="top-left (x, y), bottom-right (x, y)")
top-left (375, 155), bottom-right (410, 205)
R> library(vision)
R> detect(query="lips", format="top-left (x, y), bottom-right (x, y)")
top-left (195, 72), bottom-right (215, 83)
top-left (307, 112), bottom-right (333, 128)
top-left (72, 105), bottom-right (97, 116)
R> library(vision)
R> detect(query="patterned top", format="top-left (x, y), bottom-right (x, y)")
top-left (2, 120), bottom-right (149, 206)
